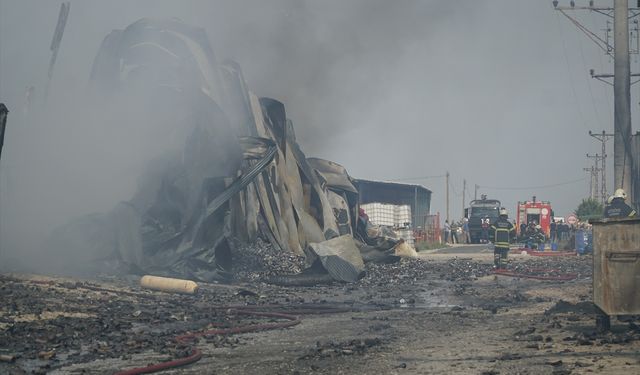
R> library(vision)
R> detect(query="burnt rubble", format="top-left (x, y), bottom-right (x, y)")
top-left (231, 239), bottom-right (307, 282)
top-left (2, 253), bottom-right (639, 374)
top-left (47, 18), bottom-right (404, 284)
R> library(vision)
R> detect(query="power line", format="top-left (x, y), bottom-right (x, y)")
top-left (578, 26), bottom-right (603, 127)
top-left (450, 181), bottom-right (463, 197)
top-left (556, 2), bottom-right (637, 203)
top-left (556, 10), bottom-right (590, 131)
top-left (559, 9), bottom-right (611, 53)
top-left (590, 10), bottom-right (615, 118)
top-left (479, 177), bottom-right (588, 191)
top-left (556, 12), bottom-right (587, 128)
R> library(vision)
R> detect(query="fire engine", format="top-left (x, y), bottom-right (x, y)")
top-left (516, 196), bottom-right (553, 237)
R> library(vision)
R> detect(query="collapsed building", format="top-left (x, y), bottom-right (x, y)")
top-left (50, 18), bottom-right (431, 283)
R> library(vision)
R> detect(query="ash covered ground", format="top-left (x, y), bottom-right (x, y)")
top-left (1, 247), bottom-right (639, 374)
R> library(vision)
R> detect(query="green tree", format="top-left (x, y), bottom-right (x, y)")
top-left (575, 198), bottom-right (603, 221)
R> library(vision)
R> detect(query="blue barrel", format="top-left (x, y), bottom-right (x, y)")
top-left (585, 230), bottom-right (593, 253)
top-left (575, 230), bottom-right (586, 254)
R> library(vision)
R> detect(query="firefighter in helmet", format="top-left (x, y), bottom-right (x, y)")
top-left (490, 208), bottom-right (516, 268)
top-left (603, 189), bottom-right (636, 219)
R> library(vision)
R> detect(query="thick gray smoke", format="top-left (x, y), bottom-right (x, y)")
top-left (0, 1), bottom-right (629, 271)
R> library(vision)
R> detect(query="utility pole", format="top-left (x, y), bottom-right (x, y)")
top-left (0, 104), bottom-right (8, 262)
top-left (589, 130), bottom-right (614, 204)
top-left (587, 153), bottom-right (604, 200)
top-left (555, 0), bottom-right (638, 205)
top-left (474, 184), bottom-right (479, 200)
top-left (445, 171), bottom-right (450, 223)
top-left (614, 0), bottom-right (633, 199)
top-left (0, 104), bottom-right (8, 161)
top-left (45, 2), bottom-right (71, 100)
top-left (584, 165), bottom-right (597, 199)
top-left (462, 179), bottom-right (466, 218)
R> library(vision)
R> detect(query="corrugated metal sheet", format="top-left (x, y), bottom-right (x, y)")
top-left (309, 235), bottom-right (365, 282)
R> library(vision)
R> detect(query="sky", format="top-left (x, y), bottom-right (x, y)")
top-left (0, 0), bottom-right (636, 262)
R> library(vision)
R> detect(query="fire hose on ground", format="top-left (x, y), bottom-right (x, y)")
top-left (113, 304), bottom-right (354, 374)
top-left (114, 309), bottom-right (301, 375)
top-left (22, 277), bottom-right (349, 374)
top-left (492, 267), bottom-right (578, 281)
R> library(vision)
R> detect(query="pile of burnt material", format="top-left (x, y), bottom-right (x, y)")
top-left (49, 18), bottom-right (409, 284)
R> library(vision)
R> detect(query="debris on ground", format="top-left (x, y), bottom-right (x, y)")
top-left (2, 253), bottom-right (640, 374)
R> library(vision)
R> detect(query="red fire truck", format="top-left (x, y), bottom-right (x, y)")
top-left (516, 196), bottom-right (553, 237)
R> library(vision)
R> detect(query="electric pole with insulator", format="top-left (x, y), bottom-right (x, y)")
top-left (589, 130), bottom-right (613, 204)
top-left (555, 0), bottom-right (638, 205)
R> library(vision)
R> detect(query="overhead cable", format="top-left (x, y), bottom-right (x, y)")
top-left (479, 177), bottom-right (588, 191)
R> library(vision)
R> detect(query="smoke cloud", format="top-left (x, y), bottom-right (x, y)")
top-left (0, 0), bottom-right (630, 270)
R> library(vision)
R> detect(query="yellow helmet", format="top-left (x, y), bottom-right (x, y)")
top-left (614, 188), bottom-right (627, 200)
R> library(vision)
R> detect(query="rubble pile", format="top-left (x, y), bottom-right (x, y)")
top-left (300, 338), bottom-right (385, 360)
top-left (511, 256), bottom-right (592, 279)
top-left (49, 18), bottom-right (369, 283)
top-left (231, 239), bottom-right (307, 282)
top-left (0, 279), bottom-right (162, 369)
top-left (1, 272), bottom-right (402, 373)
top-left (359, 258), bottom-right (494, 288)
top-left (2, 252), bottom-right (637, 373)
top-left (562, 329), bottom-right (640, 346)
top-left (537, 300), bottom-right (640, 347)
top-left (0, 276), bottom-right (281, 373)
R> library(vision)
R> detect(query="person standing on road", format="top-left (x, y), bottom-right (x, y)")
top-left (603, 189), bottom-right (637, 218)
top-left (443, 220), bottom-right (451, 244)
top-left (490, 208), bottom-right (516, 269)
top-left (558, 222), bottom-right (567, 241)
top-left (451, 221), bottom-right (459, 244)
top-left (480, 216), bottom-right (490, 243)
top-left (462, 218), bottom-right (470, 244)
top-left (550, 220), bottom-right (557, 243)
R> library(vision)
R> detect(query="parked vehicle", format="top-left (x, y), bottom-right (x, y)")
top-left (516, 196), bottom-right (553, 238)
top-left (465, 195), bottom-right (501, 244)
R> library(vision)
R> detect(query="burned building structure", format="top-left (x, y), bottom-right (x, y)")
top-left (49, 18), bottom-right (429, 283)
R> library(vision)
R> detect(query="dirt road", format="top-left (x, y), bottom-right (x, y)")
top-left (1, 248), bottom-right (639, 374)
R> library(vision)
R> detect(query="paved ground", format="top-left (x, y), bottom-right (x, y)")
top-left (424, 244), bottom-right (492, 255)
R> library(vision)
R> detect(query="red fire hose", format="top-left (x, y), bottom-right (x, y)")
top-left (21, 279), bottom-right (350, 373)
top-left (114, 349), bottom-right (203, 375)
top-left (492, 268), bottom-right (578, 281)
top-left (114, 309), bottom-right (301, 375)
top-left (23, 279), bottom-right (336, 374)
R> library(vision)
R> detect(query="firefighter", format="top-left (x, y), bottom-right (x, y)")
top-left (490, 208), bottom-right (516, 268)
top-left (480, 216), bottom-right (490, 243)
top-left (603, 189), bottom-right (636, 218)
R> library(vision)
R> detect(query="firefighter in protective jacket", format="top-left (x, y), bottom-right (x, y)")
top-left (603, 189), bottom-right (636, 218)
top-left (490, 208), bottom-right (515, 268)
